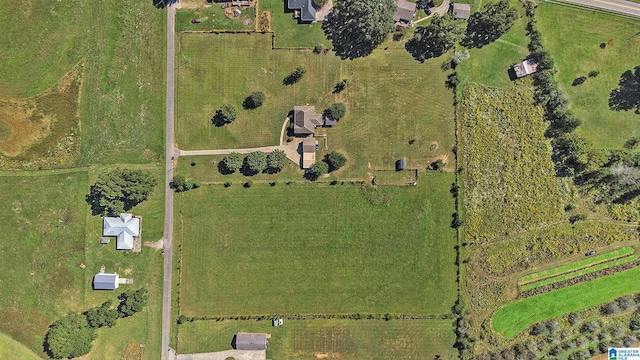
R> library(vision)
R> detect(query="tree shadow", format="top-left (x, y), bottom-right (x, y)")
top-left (211, 114), bottom-right (227, 127)
top-left (240, 162), bottom-right (259, 176)
top-left (152, 0), bottom-right (176, 8)
top-left (217, 161), bottom-right (235, 175)
top-left (609, 66), bottom-right (640, 113)
top-left (242, 97), bottom-right (256, 110)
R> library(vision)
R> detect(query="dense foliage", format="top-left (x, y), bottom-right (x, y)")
top-left (609, 65), bottom-right (640, 113)
top-left (324, 151), bottom-right (347, 172)
top-left (45, 313), bottom-right (96, 359)
top-left (212, 104), bottom-right (237, 125)
top-left (462, 0), bottom-right (518, 48)
top-left (243, 91), bottom-right (265, 109)
top-left (266, 149), bottom-right (287, 173)
top-left (406, 15), bottom-right (465, 61)
top-left (87, 168), bottom-right (157, 216)
top-left (118, 288), bottom-right (149, 317)
top-left (222, 152), bottom-right (244, 173)
top-left (325, 102), bottom-right (347, 120)
top-left (322, 0), bottom-right (395, 59)
top-left (307, 161), bottom-right (329, 180)
top-left (283, 66), bottom-right (306, 85)
top-left (172, 175), bottom-right (200, 192)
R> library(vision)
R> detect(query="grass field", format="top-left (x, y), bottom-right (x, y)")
top-left (176, 173), bottom-right (457, 317)
top-left (493, 265), bottom-right (640, 337)
top-left (520, 246), bottom-right (634, 283)
top-left (459, 84), bottom-right (565, 242)
top-left (178, 319), bottom-right (457, 359)
top-left (0, 332), bottom-right (41, 360)
top-left (176, 33), bottom-right (455, 177)
top-left (536, 3), bottom-right (640, 150)
top-left (0, 0), bottom-right (165, 167)
top-left (260, 0), bottom-right (330, 48)
top-left (176, 6), bottom-right (256, 32)
top-left (520, 255), bottom-right (639, 291)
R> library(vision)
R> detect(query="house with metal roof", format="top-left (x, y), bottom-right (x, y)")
top-left (293, 105), bottom-right (323, 136)
top-left (103, 213), bottom-right (140, 250)
top-left (234, 333), bottom-right (268, 350)
top-left (288, 0), bottom-right (316, 22)
top-left (93, 273), bottom-right (119, 290)
top-left (513, 58), bottom-right (539, 78)
top-left (451, 3), bottom-right (471, 20)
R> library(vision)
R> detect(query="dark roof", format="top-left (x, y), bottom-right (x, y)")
top-left (235, 333), bottom-right (267, 351)
top-left (451, 3), bottom-right (471, 20)
top-left (288, 0), bottom-right (316, 22)
top-left (293, 106), bottom-right (323, 135)
top-left (393, 0), bottom-right (416, 22)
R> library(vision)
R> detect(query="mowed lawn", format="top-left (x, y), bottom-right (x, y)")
top-left (0, 171), bottom-right (87, 355)
top-left (178, 319), bottom-right (457, 359)
top-left (176, 33), bottom-right (455, 176)
top-left (0, 332), bottom-right (41, 360)
top-left (260, 0), bottom-right (331, 48)
top-left (493, 265), bottom-right (640, 338)
top-left (177, 173), bottom-right (457, 317)
top-left (536, 3), bottom-right (640, 149)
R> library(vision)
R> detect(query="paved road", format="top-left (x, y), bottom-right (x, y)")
top-left (161, 4), bottom-right (176, 360)
top-left (551, 0), bottom-right (640, 18)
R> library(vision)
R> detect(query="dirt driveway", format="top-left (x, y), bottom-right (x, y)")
top-left (176, 350), bottom-right (266, 360)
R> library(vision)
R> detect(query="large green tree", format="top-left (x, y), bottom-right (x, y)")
top-left (324, 151), bottom-right (347, 172)
top-left (222, 152), bottom-right (244, 173)
top-left (307, 161), bottom-right (329, 180)
top-left (245, 151), bottom-right (267, 174)
top-left (325, 102), bottom-right (347, 120)
top-left (212, 104), bottom-right (237, 126)
top-left (117, 288), bottom-right (148, 318)
top-left (322, 0), bottom-right (395, 59)
top-left (45, 313), bottom-right (96, 359)
top-left (266, 149), bottom-right (288, 173)
top-left (462, 0), bottom-right (518, 48)
top-left (406, 15), bottom-right (465, 61)
top-left (85, 300), bottom-right (119, 329)
top-left (87, 168), bottom-right (157, 216)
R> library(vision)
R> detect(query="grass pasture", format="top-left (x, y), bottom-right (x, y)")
top-left (260, 0), bottom-right (330, 48)
top-left (176, 33), bottom-right (455, 178)
top-left (536, 3), bottom-right (640, 149)
top-left (493, 265), bottom-right (640, 337)
top-left (459, 84), bottom-right (565, 242)
top-left (0, 171), bottom-right (88, 355)
top-left (176, 6), bottom-right (256, 32)
top-left (176, 174), bottom-right (457, 317)
top-left (0, 332), bottom-right (41, 360)
top-left (178, 319), bottom-right (457, 359)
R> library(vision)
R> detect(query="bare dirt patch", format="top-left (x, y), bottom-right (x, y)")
top-left (0, 98), bottom-right (52, 156)
top-left (260, 11), bottom-right (271, 32)
top-left (315, 353), bottom-right (342, 359)
top-left (143, 239), bottom-right (164, 250)
top-left (120, 343), bottom-right (143, 360)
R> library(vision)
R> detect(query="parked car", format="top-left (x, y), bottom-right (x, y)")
top-left (191, 18), bottom-right (201, 24)
top-left (585, 250), bottom-right (597, 256)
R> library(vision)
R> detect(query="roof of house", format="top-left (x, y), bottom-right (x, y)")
top-left (103, 213), bottom-right (140, 250)
top-left (514, 58), bottom-right (539, 78)
top-left (451, 3), bottom-right (471, 20)
top-left (301, 138), bottom-right (317, 169)
top-left (293, 106), bottom-right (323, 135)
top-left (288, 0), bottom-right (316, 22)
top-left (93, 273), bottom-right (119, 290)
top-left (235, 333), bottom-right (267, 351)
top-left (393, 0), bottom-right (417, 22)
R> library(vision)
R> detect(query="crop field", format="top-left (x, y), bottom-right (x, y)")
top-left (459, 84), bottom-right (565, 242)
top-left (0, 0), bottom-right (165, 168)
top-left (536, 3), bottom-right (640, 149)
top-left (178, 318), bottom-right (457, 359)
top-left (520, 255), bottom-right (639, 291)
top-left (176, 33), bottom-right (455, 177)
top-left (493, 265), bottom-right (640, 337)
top-left (176, 173), bottom-right (457, 317)
top-left (520, 246), bottom-right (635, 283)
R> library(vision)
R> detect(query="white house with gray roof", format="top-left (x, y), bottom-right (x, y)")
top-left (93, 273), bottom-right (119, 290)
top-left (103, 213), bottom-right (140, 250)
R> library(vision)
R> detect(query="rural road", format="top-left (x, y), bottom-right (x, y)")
top-left (549, 0), bottom-right (640, 17)
top-left (161, 4), bottom-right (176, 360)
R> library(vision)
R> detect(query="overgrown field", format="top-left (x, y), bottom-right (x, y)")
top-left (176, 174), bottom-right (457, 317)
top-left (459, 84), bottom-right (565, 242)
top-left (536, 3), bottom-right (640, 150)
top-left (177, 318), bottom-right (457, 359)
top-left (0, 0), bottom-right (165, 167)
top-left (176, 33), bottom-right (455, 177)
top-left (493, 265), bottom-right (640, 337)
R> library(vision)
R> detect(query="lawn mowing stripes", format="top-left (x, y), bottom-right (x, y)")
top-left (519, 246), bottom-right (634, 284)
top-left (520, 254), bottom-right (639, 291)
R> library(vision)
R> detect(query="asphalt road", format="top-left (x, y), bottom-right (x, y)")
top-left (161, 4), bottom-right (176, 360)
top-left (552, 0), bottom-right (640, 17)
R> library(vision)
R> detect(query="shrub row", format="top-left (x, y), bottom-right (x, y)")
top-left (178, 313), bottom-right (454, 324)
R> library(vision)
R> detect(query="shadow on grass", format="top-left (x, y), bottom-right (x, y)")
top-left (609, 66), bottom-right (640, 114)
top-left (217, 160), bottom-right (235, 175)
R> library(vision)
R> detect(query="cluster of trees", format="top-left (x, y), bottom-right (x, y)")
top-left (221, 150), bottom-right (288, 175)
top-left (283, 66), bottom-right (307, 85)
top-left (172, 175), bottom-right (201, 192)
top-left (306, 151), bottom-right (347, 180)
top-left (86, 168), bottom-right (157, 216)
top-left (324, 102), bottom-right (347, 120)
top-left (407, 1), bottom-right (517, 62)
top-left (45, 289), bottom-right (148, 359)
top-left (322, 0), bottom-right (395, 59)
top-left (212, 92), bottom-right (267, 126)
